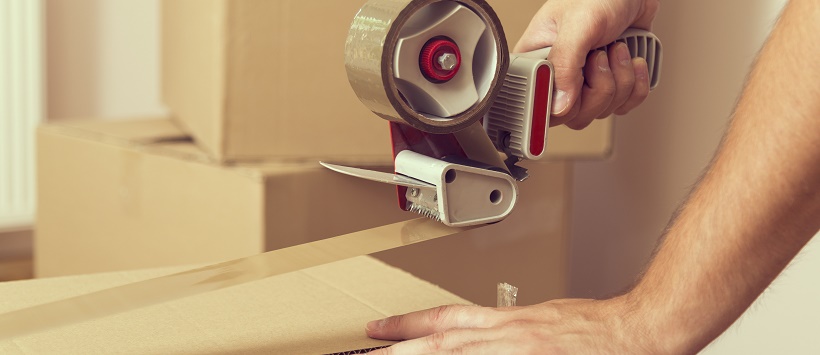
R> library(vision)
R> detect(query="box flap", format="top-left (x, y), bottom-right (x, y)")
top-left (44, 118), bottom-right (189, 143)
top-left (39, 118), bottom-right (228, 165)
top-left (0, 256), bottom-right (470, 354)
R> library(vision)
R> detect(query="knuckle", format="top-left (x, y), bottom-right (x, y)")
top-left (481, 307), bottom-right (510, 327)
top-left (553, 70), bottom-right (585, 91)
top-left (382, 316), bottom-right (406, 333)
top-left (429, 305), bottom-right (453, 327)
top-left (383, 315), bottom-right (403, 333)
top-left (616, 74), bottom-right (636, 89)
top-left (587, 78), bottom-right (615, 97)
top-left (425, 331), bottom-right (447, 351)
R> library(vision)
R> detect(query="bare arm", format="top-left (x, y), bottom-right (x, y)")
top-left (632, 0), bottom-right (820, 351)
top-left (365, 0), bottom-right (820, 353)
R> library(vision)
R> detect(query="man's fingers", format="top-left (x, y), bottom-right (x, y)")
top-left (547, 12), bottom-right (602, 118)
top-left (549, 90), bottom-right (581, 127)
top-left (614, 57), bottom-right (650, 115)
top-left (514, 6), bottom-right (618, 123)
top-left (567, 50), bottom-right (615, 130)
top-left (365, 305), bottom-right (491, 341)
top-left (599, 42), bottom-right (636, 118)
top-left (370, 328), bottom-right (506, 355)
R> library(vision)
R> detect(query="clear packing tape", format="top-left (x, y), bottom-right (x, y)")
top-left (0, 218), bottom-right (475, 340)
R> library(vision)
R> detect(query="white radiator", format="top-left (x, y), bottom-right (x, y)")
top-left (0, 0), bottom-right (43, 229)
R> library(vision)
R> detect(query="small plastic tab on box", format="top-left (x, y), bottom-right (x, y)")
top-left (497, 282), bottom-right (518, 307)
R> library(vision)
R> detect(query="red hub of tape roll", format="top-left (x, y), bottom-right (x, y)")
top-left (419, 37), bottom-right (461, 83)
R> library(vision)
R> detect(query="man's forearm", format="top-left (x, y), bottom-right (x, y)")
top-left (629, 0), bottom-right (820, 352)
top-left (362, 1), bottom-right (818, 353)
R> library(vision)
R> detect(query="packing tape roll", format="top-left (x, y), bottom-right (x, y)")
top-left (0, 218), bottom-right (474, 340)
top-left (345, 0), bottom-right (509, 134)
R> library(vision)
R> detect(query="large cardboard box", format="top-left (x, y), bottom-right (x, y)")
top-left (36, 118), bottom-right (409, 277)
top-left (161, 0), bottom-right (613, 162)
top-left (0, 256), bottom-right (471, 354)
top-left (37, 118), bottom-right (571, 305)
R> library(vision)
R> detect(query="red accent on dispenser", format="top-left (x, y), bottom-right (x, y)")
top-left (529, 64), bottom-right (551, 157)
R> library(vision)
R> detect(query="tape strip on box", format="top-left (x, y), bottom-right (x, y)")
top-left (0, 218), bottom-right (474, 340)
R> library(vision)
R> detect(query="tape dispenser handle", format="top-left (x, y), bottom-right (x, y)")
top-left (484, 29), bottom-right (662, 161)
top-left (513, 28), bottom-right (662, 90)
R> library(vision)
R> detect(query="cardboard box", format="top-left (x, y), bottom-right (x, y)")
top-left (37, 118), bottom-right (570, 305)
top-left (161, 0), bottom-right (612, 162)
top-left (36, 118), bottom-right (409, 277)
top-left (0, 256), bottom-right (471, 354)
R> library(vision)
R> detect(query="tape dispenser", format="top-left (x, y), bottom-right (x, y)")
top-left (322, 0), bottom-right (662, 227)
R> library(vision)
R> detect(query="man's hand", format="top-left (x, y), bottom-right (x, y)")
top-left (365, 297), bottom-right (663, 354)
top-left (514, 0), bottom-right (659, 129)
top-left (367, 0), bottom-right (820, 354)
top-left (364, 0), bottom-right (820, 352)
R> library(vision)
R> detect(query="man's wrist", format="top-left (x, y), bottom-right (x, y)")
top-left (615, 288), bottom-right (695, 354)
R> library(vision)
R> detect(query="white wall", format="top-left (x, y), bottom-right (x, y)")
top-left (701, 238), bottom-right (820, 354)
top-left (46, 0), bottom-right (165, 119)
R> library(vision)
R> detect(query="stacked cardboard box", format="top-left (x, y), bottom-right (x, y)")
top-left (161, 0), bottom-right (613, 162)
top-left (36, 0), bottom-right (613, 309)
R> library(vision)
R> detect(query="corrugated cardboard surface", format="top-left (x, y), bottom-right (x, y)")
top-left (0, 256), bottom-right (470, 354)
top-left (162, 0), bottom-right (611, 162)
top-left (37, 118), bottom-right (570, 305)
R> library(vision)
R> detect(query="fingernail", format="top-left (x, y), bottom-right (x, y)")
top-left (552, 89), bottom-right (569, 115)
top-left (366, 319), bottom-right (384, 332)
top-left (596, 51), bottom-right (610, 72)
top-left (616, 43), bottom-right (631, 66)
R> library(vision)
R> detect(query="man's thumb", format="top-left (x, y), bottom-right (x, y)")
top-left (544, 17), bottom-right (599, 116)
